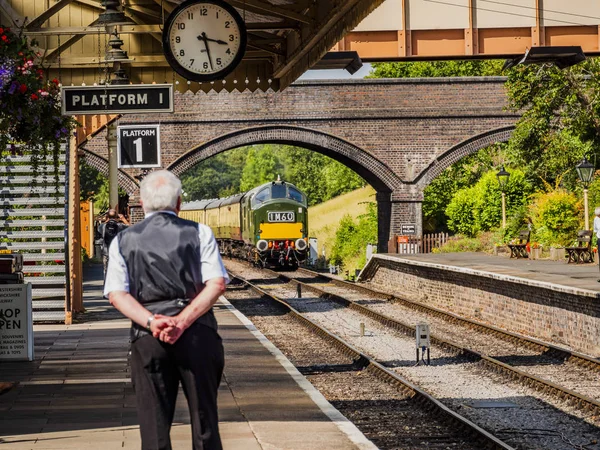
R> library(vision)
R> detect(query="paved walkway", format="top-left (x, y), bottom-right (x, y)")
top-left (0, 264), bottom-right (370, 449)
top-left (382, 252), bottom-right (600, 295)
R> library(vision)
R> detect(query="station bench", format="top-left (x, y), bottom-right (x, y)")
top-left (565, 230), bottom-right (594, 264)
top-left (508, 230), bottom-right (530, 259)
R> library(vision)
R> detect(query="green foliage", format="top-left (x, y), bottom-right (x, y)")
top-left (504, 203), bottom-right (529, 243)
top-left (181, 147), bottom-right (247, 200)
top-left (79, 161), bottom-right (105, 201)
top-left (505, 60), bottom-right (600, 190)
top-left (330, 203), bottom-right (377, 270)
top-left (445, 168), bottom-right (531, 237)
top-left (528, 190), bottom-right (581, 247)
top-left (0, 28), bottom-right (75, 168)
top-left (423, 143), bottom-right (507, 232)
top-left (240, 145), bottom-right (284, 191)
top-left (181, 144), bottom-right (365, 206)
top-left (433, 235), bottom-right (485, 253)
top-left (446, 187), bottom-right (478, 236)
top-left (368, 60), bottom-right (504, 78)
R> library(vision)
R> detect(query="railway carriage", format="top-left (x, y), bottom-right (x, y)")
top-left (180, 180), bottom-right (309, 269)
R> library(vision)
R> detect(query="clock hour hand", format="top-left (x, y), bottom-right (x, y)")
top-left (197, 35), bottom-right (227, 45)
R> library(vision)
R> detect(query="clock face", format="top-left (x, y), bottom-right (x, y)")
top-left (163, 0), bottom-right (247, 82)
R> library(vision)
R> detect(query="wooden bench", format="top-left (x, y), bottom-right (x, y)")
top-left (565, 230), bottom-right (594, 264)
top-left (508, 230), bottom-right (530, 258)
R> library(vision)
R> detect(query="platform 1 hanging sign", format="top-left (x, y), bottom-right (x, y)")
top-left (61, 84), bottom-right (174, 115)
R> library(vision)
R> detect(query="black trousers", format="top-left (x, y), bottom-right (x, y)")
top-left (130, 322), bottom-right (224, 450)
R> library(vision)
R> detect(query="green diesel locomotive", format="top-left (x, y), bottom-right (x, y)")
top-left (180, 179), bottom-right (309, 269)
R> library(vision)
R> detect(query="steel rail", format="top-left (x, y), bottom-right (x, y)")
top-left (268, 268), bottom-right (600, 422)
top-left (296, 267), bottom-right (600, 370)
top-left (228, 271), bottom-right (514, 450)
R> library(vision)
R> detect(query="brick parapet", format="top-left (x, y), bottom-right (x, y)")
top-left (81, 78), bottom-right (518, 236)
top-left (361, 255), bottom-right (600, 356)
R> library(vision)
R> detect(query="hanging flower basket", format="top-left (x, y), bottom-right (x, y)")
top-left (0, 27), bottom-right (75, 174)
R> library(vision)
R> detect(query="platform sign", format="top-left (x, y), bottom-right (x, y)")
top-left (0, 284), bottom-right (33, 361)
top-left (118, 125), bottom-right (161, 168)
top-left (401, 224), bottom-right (416, 235)
top-left (61, 84), bottom-right (173, 115)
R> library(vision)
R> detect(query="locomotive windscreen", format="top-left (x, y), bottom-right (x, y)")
top-left (288, 187), bottom-right (304, 203)
top-left (272, 184), bottom-right (286, 198)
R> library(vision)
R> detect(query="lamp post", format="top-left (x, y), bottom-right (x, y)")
top-left (576, 158), bottom-right (595, 230)
top-left (496, 166), bottom-right (510, 228)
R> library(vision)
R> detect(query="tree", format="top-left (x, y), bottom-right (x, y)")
top-left (445, 168), bottom-right (532, 237)
top-left (181, 147), bottom-right (248, 200)
top-left (368, 60), bottom-right (503, 79)
top-left (239, 145), bottom-right (283, 191)
top-left (505, 59), bottom-right (600, 190)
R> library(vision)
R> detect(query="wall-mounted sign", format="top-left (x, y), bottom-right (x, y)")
top-left (401, 224), bottom-right (416, 235)
top-left (61, 84), bottom-right (174, 115)
top-left (0, 284), bottom-right (33, 361)
top-left (118, 125), bottom-right (161, 168)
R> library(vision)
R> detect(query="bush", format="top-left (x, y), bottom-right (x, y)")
top-left (330, 203), bottom-right (377, 271)
top-left (529, 190), bottom-right (581, 247)
top-left (446, 187), bottom-right (478, 236)
top-left (433, 235), bottom-right (486, 253)
top-left (446, 168), bottom-right (532, 237)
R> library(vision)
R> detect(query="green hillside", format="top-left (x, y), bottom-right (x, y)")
top-left (308, 186), bottom-right (376, 261)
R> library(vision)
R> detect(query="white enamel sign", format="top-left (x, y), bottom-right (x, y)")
top-left (0, 284), bottom-right (33, 361)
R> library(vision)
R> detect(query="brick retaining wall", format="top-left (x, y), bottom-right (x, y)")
top-left (361, 255), bottom-right (600, 356)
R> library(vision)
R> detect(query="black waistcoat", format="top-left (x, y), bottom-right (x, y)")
top-left (118, 212), bottom-right (217, 339)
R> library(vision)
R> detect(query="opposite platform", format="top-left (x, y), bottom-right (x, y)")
top-left (360, 252), bottom-right (600, 357)
top-left (0, 264), bottom-right (372, 449)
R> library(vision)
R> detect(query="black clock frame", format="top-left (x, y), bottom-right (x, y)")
top-left (162, 0), bottom-right (247, 82)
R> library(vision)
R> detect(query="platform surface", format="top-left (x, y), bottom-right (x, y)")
top-left (0, 264), bottom-right (366, 449)
top-left (375, 252), bottom-right (600, 296)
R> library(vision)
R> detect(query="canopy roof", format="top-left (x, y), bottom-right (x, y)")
top-left (3, 0), bottom-right (385, 92)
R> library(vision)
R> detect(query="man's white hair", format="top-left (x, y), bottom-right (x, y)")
top-left (595, 206), bottom-right (600, 216)
top-left (140, 170), bottom-right (182, 213)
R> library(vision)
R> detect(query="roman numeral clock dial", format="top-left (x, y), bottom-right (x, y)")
top-left (162, 0), bottom-right (247, 82)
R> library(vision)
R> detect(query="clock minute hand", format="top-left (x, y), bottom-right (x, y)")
top-left (197, 32), bottom-right (214, 71)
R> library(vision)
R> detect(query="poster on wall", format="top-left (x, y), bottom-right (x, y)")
top-left (0, 284), bottom-right (33, 361)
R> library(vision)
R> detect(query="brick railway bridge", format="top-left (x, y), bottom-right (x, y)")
top-left (82, 76), bottom-right (518, 252)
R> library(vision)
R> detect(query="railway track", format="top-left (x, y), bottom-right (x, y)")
top-left (275, 267), bottom-right (600, 419)
top-left (226, 272), bottom-right (513, 449)
top-left (226, 260), bottom-right (600, 449)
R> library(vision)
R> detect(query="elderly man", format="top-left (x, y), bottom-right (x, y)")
top-left (104, 170), bottom-right (228, 450)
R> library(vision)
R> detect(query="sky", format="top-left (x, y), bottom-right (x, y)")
top-left (297, 63), bottom-right (373, 80)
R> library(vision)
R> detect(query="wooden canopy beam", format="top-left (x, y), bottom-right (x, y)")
top-left (228, 0), bottom-right (313, 25)
top-left (27, 0), bottom-right (74, 29)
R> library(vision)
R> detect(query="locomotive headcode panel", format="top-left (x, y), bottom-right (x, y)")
top-left (268, 211), bottom-right (295, 222)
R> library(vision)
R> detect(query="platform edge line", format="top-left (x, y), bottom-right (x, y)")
top-left (218, 296), bottom-right (378, 450)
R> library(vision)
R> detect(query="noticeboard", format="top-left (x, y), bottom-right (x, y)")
top-left (401, 224), bottom-right (416, 235)
top-left (0, 284), bottom-right (33, 361)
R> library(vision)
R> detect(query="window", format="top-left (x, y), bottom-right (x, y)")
top-left (252, 188), bottom-right (270, 207)
top-left (287, 187), bottom-right (305, 204)
top-left (272, 184), bottom-right (286, 199)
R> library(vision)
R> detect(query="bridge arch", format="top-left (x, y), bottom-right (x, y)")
top-left (80, 148), bottom-right (139, 196)
top-left (415, 126), bottom-right (515, 189)
top-left (167, 125), bottom-right (404, 194)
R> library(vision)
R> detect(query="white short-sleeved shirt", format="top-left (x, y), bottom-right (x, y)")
top-left (103, 211), bottom-right (229, 297)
